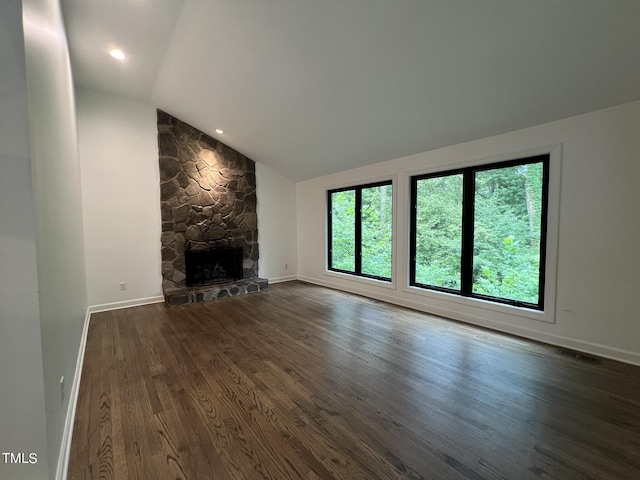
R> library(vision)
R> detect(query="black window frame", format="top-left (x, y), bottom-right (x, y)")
top-left (410, 154), bottom-right (550, 310)
top-left (327, 180), bottom-right (393, 282)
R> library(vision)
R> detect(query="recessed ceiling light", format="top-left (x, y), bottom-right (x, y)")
top-left (215, 128), bottom-right (224, 134)
top-left (110, 49), bottom-right (126, 60)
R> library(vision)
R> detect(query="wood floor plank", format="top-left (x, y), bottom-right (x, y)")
top-left (68, 281), bottom-right (640, 480)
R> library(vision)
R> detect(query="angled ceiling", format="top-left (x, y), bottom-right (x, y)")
top-left (61, 0), bottom-right (640, 181)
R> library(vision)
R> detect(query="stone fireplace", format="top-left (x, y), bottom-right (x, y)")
top-left (157, 110), bottom-right (268, 305)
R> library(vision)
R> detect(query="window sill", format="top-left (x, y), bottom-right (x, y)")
top-left (324, 269), bottom-right (397, 290)
top-left (403, 284), bottom-right (555, 324)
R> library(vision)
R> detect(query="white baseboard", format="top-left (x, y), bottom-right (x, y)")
top-left (55, 307), bottom-right (91, 480)
top-left (298, 275), bottom-right (640, 367)
top-left (268, 275), bottom-right (298, 284)
top-left (88, 295), bottom-right (165, 314)
top-left (56, 295), bottom-right (165, 479)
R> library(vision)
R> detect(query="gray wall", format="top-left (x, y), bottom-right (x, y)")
top-left (0, 0), bottom-right (91, 478)
top-left (0, 1), bottom-right (49, 478)
top-left (23, 0), bottom-right (89, 476)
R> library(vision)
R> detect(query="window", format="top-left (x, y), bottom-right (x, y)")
top-left (410, 155), bottom-right (549, 309)
top-left (328, 181), bottom-right (393, 281)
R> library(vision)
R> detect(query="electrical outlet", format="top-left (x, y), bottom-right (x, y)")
top-left (120, 281), bottom-right (127, 290)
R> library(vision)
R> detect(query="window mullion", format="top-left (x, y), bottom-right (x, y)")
top-left (537, 158), bottom-right (550, 309)
top-left (327, 192), bottom-right (333, 267)
top-left (354, 188), bottom-right (363, 274)
top-left (460, 170), bottom-right (475, 296)
top-left (409, 177), bottom-right (418, 285)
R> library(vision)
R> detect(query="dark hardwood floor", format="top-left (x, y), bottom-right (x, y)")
top-left (68, 281), bottom-right (640, 480)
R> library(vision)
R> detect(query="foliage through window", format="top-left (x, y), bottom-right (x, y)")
top-left (410, 155), bottom-right (549, 309)
top-left (328, 181), bottom-right (393, 281)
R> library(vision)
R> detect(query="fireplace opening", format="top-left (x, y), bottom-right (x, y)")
top-left (185, 247), bottom-right (243, 287)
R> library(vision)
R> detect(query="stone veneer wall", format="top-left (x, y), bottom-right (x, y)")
top-left (157, 110), bottom-right (259, 297)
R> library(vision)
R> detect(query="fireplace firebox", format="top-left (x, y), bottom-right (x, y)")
top-left (185, 247), bottom-right (243, 287)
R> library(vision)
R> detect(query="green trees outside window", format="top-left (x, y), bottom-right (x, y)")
top-left (411, 155), bottom-right (549, 309)
top-left (472, 162), bottom-right (545, 304)
top-left (329, 190), bottom-right (356, 272)
top-left (328, 181), bottom-right (393, 281)
top-left (414, 173), bottom-right (463, 289)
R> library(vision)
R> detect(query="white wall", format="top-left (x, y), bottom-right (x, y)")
top-left (76, 88), bottom-right (163, 308)
top-left (19, 0), bottom-right (90, 477)
top-left (0, 1), bottom-right (49, 478)
top-left (256, 162), bottom-right (298, 282)
top-left (297, 100), bottom-right (640, 365)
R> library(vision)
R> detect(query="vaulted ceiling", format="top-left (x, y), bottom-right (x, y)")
top-left (61, 0), bottom-right (640, 181)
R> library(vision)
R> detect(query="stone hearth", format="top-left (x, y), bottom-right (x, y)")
top-left (165, 278), bottom-right (269, 306)
top-left (157, 110), bottom-right (268, 304)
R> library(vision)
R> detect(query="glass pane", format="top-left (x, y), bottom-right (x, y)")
top-left (330, 190), bottom-right (356, 272)
top-left (361, 184), bottom-right (392, 279)
top-left (472, 162), bottom-right (544, 304)
top-left (414, 174), bottom-right (463, 289)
